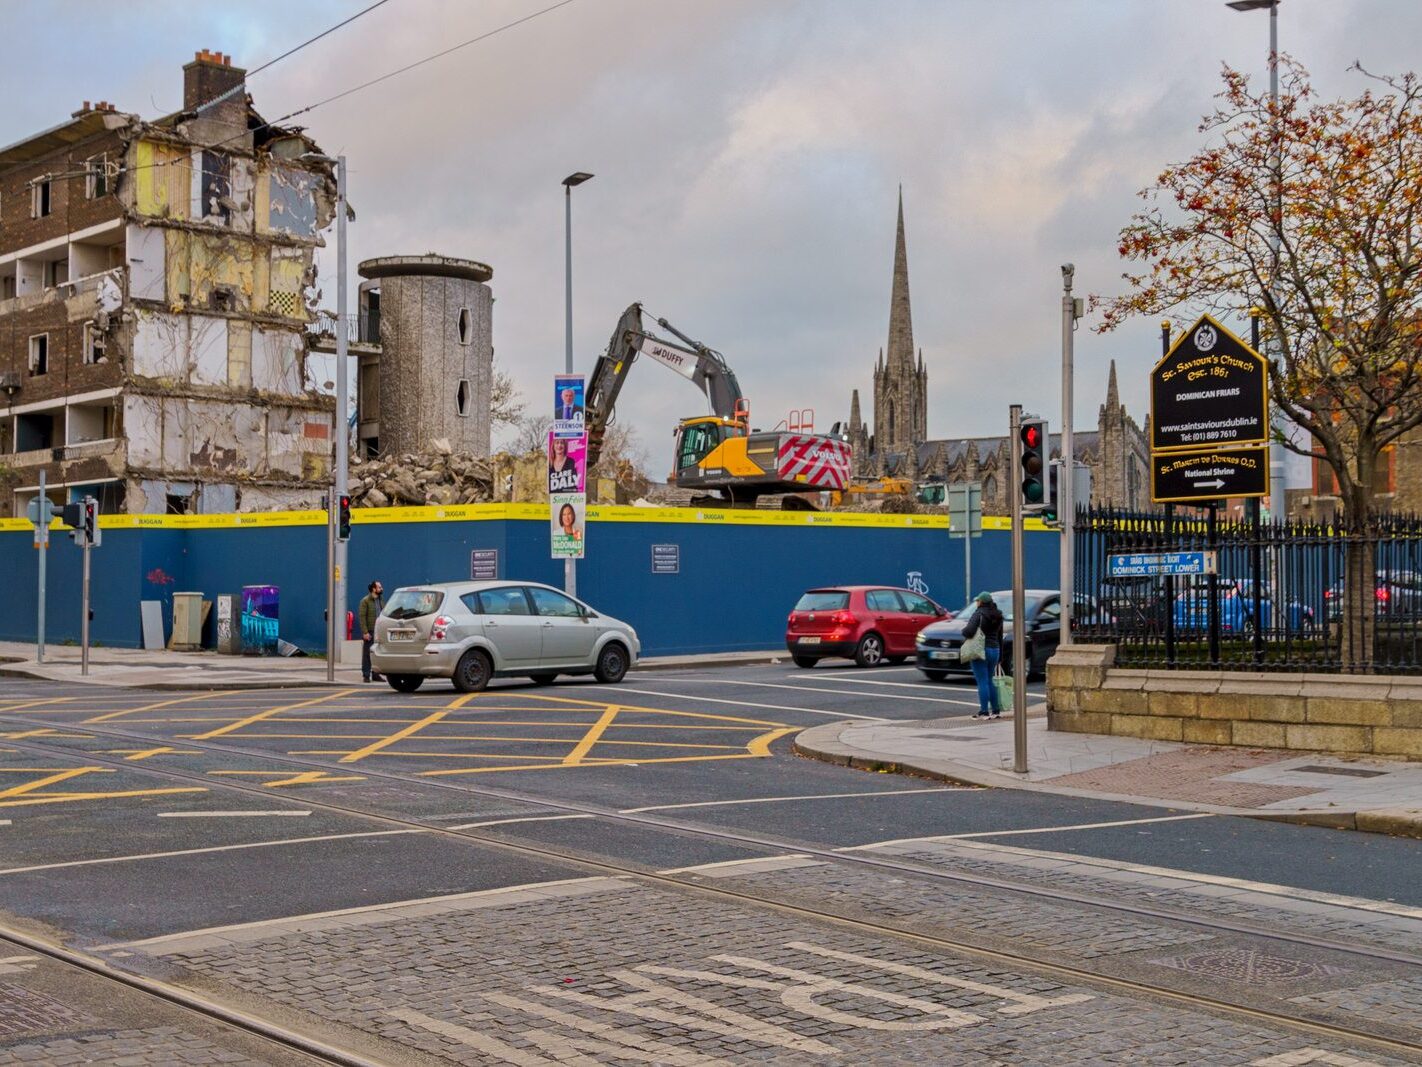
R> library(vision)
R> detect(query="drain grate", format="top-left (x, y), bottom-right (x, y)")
top-left (1148, 947), bottom-right (1346, 986)
top-left (1294, 764), bottom-right (1388, 779)
top-left (0, 983), bottom-right (91, 1037)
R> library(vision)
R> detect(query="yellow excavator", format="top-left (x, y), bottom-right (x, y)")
top-left (584, 304), bottom-right (852, 508)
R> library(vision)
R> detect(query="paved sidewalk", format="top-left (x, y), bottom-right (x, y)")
top-left (796, 711), bottom-right (1422, 840)
top-left (0, 640), bottom-right (784, 690)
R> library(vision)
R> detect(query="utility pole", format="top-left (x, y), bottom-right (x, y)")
top-left (1009, 405), bottom-right (1028, 774)
top-left (1060, 264), bottom-right (1077, 646)
top-left (334, 154), bottom-right (349, 665)
top-left (562, 171), bottom-right (593, 597)
top-left (35, 471), bottom-right (48, 664)
top-left (303, 151), bottom-right (349, 679)
top-left (80, 531), bottom-right (91, 677)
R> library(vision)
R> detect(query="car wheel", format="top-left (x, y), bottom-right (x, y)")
top-left (451, 649), bottom-right (492, 693)
top-left (792, 656), bottom-right (818, 669)
top-left (529, 673), bottom-right (558, 686)
top-left (594, 642), bottom-right (629, 684)
top-left (854, 632), bottom-right (885, 668)
top-left (921, 669), bottom-right (948, 682)
top-left (386, 674), bottom-right (423, 693)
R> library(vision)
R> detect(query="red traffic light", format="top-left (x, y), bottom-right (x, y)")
top-left (1022, 424), bottom-right (1042, 449)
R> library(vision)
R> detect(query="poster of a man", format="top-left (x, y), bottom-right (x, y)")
top-left (553, 374), bottom-right (585, 438)
top-left (548, 433), bottom-right (585, 494)
top-left (550, 493), bottom-right (585, 559)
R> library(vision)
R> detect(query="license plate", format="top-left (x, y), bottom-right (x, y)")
top-left (798, 636), bottom-right (822, 645)
top-left (930, 649), bottom-right (957, 661)
top-left (390, 629), bottom-right (418, 642)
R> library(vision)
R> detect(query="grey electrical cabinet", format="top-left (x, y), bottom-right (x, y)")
top-left (171, 593), bottom-right (204, 650)
top-left (215, 594), bottom-right (242, 655)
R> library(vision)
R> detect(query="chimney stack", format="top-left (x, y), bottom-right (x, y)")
top-left (183, 48), bottom-right (246, 125)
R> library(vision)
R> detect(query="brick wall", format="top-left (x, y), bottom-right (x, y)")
top-left (1047, 645), bottom-right (1422, 759)
top-left (0, 128), bottom-right (127, 256)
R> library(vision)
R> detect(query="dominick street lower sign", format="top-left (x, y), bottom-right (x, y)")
top-left (1108, 550), bottom-right (1218, 578)
top-left (1151, 444), bottom-right (1269, 503)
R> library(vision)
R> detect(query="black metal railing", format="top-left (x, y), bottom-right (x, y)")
top-left (308, 310), bottom-right (380, 345)
top-left (1074, 505), bottom-right (1422, 675)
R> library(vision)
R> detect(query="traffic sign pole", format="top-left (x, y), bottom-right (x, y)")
top-left (1009, 405), bottom-right (1028, 775)
top-left (80, 538), bottom-right (91, 677)
top-left (1161, 322), bottom-right (1177, 668)
top-left (36, 470), bottom-right (46, 664)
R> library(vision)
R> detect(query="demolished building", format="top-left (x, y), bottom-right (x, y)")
top-left (0, 50), bottom-right (339, 517)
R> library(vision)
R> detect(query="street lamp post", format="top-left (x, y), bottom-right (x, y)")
top-left (1228, 0), bottom-right (1285, 522)
top-left (304, 152), bottom-right (349, 681)
top-left (562, 171), bottom-right (593, 598)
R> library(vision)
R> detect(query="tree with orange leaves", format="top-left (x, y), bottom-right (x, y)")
top-left (1096, 58), bottom-right (1422, 525)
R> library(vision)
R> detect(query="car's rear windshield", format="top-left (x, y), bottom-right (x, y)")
top-left (383, 589), bottom-right (443, 620)
top-left (795, 591), bottom-right (848, 611)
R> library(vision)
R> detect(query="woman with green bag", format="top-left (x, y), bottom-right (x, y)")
top-left (961, 591), bottom-right (1005, 719)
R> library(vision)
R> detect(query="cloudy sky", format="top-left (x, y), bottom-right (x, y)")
top-left (11, 0), bottom-right (1422, 471)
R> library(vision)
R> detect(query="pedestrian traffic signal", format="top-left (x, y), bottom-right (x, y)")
top-left (83, 497), bottom-right (100, 547)
top-left (337, 494), bottom-right (352, 541)
top-left (1019, 416), bottom-right (1048, 513)
top-left (61, 497), bottom-right (100, 546)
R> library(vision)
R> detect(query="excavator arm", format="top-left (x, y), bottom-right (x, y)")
top-left (584, 303), bottom-right (745, 469)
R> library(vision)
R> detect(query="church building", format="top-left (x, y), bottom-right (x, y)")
top-left (846, 192), bottom-right (1150, 514)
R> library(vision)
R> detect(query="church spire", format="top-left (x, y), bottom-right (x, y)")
top-left (849, 388), bottom-right (862, 433)
top-left (1106, 359), bottom-right (1120, 409)
top-left (886, 186), bottom-right (914, 374)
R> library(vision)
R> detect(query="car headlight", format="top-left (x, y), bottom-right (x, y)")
top-left (915, 633), bottom-right (928, 645)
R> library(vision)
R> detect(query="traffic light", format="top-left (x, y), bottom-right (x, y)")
top-left (60, 498), bottom-right (100, 546)
top-left (1018, 416), bottom-right (1048, 513)
top-left (83, 497), bottom-right (100, 547)
top-left (1042, 460), bottom-right (1060, 526)
top-left (337, 494), bottom-right (352, 541)
top-left (61, 502), bottom-right (85, 545)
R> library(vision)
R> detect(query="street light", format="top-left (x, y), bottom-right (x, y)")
top-left (304, 151), bottom-right (349, 680)
top-left (562, 171), bottom-right (593, 597)
top-left (1227, 0), bottom-right (1284, 524)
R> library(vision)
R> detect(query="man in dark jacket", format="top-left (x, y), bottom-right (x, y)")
top-left (961, 590), bottom-right (1004, 718)
top-left (358, 580), bottom-right (384, 683)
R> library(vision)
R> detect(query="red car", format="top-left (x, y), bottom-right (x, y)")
top-left (786, 585), bottom-right (949, 668)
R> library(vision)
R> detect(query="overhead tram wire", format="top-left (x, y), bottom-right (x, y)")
top-left (121, 0), bottom-right (583, 181)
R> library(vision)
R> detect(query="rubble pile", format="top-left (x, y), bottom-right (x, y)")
top-left (350, 438), bottom-right (495, 507)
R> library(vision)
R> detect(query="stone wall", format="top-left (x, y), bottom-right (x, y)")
top-left (1047, 644), bottom-right (1422, 759)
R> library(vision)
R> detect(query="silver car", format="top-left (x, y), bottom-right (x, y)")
top-left (370, 581), bottom-right (640, 693)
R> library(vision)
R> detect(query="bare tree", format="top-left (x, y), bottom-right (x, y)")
top-left (490, 360), bottom-right (524, 427)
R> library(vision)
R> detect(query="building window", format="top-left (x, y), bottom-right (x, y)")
top-left (28, 334), bottom-right (48, 376)
top-left (86, 155), bottom-right (109, 199)
top-left (456, 307), bottom-right (472, 345)
top-left (83, 322), bottom-right (107, 364)
top-left (31, 179), bottom-right (51, 218)
top-left (456, 379), bottom-right (471, 417)
top-left (43, 260), bottom-right (68, 289)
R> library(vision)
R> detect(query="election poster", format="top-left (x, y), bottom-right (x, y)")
top-left (550, 493), bottom-right (585, 559)
top-left (547, 432), bottom-right (586, 495)
top-left (552, 374), bottom-right (586, 439)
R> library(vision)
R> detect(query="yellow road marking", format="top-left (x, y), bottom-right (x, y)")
top-left (748, 727), bottom-right (797, 756)
top-left (262, 770), bottom-right (366, 788)
top-left (0, 788), bottom-right (206, 809)
top-left (85, 690), bottom-right (240, 725)
top-left (1, 729), bottom-right (90, 740)
top-left (279, 734), bottom-right (745, 750)
top-left (189, 690), bottom-right (355, 740)
top-left (563, 703), bottom-right (620, 766)
top-left (111, 747), bottom-right (192, 761)
top-left (338, 707), bottom-right (451, 764)
top-left (507, 692), bottom-right (781, 727)
top-left (0, 767), bottom-right (107, 800)
top-left (0, 698), bottom-right (75, 714)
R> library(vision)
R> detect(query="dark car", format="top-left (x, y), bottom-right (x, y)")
top-left (914, 589), bottom-right (1061, 681)
top-left (1325, 569), bottom-right (1422, 622)
top-left (787, 586), bottom-right (948, 668)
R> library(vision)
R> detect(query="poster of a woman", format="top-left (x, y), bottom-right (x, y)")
top-left (550, 494), bottom-right (585, 558)
top-left (547, 433), bottom-right (585, 494)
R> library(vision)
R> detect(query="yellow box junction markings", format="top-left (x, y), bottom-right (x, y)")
top-left (0, 766), bottom-right (205, 809)
top-left (85, 690), bottom-right (241, 725)
top-left (145, 689), bottom-right (800, 780)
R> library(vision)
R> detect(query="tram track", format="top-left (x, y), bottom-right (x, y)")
top-left (0, 924), bottom-right (384, 1065)
top-left (1, 714), bottom-right (1420, 1060)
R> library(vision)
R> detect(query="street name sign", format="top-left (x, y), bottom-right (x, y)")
top-left (1151, 313), bottom-right (1268, 452)
top-left (1151, 443), bottom-right (1269, 504)
top-left (1108, 550), bottom-right (1218, 578)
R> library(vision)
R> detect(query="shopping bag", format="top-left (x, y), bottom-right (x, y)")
top-left (960, 631), bottom-right (986, 662)
top-left (991, 668), bottom-right (1014, 714)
